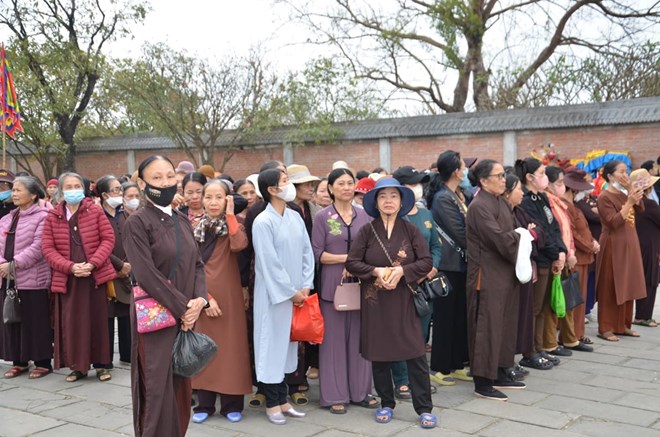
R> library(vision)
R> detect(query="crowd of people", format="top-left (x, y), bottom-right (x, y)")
top-left (0, 152), bottom-right (658, 436)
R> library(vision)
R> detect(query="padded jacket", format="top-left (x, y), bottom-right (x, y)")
top-left (42, 198), bottom-right (116, 293)
top-left (430, 184), bottom-right (467, 273)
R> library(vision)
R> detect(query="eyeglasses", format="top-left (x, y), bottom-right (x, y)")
top-left (486, 173), bottom-right (506, 180)
top-left (108, 187), bottom-right (123, 194)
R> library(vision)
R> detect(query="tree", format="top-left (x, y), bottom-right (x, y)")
top-left (116, 43), bottom-right (273, 171)
top-left (283, 0), bottom-right (659, 113)
top-left (0, 0), bottom-right (148, 171)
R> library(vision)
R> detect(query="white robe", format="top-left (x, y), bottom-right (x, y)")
top-left (253, 204), bottom-right (315, 384)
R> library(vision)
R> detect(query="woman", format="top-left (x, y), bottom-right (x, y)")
top-left (0, 176), bottom-right (52, 379)
top-left (42, 172), bottom-right (116, 382)
top-left (312, 168), bottom-right (375, 414)
top-left (465, 160), bottom-right (525, 401)
top-left (122, 182), bottom-right (141, 213)
top-left (346, 177), bottom-right (436, 429)
top-left (46, 179), bottom-right (59, 206)
top-left (252, 168), bottom-right (314, 425)
top-left (181, 172), bottom-right (208, 227)
top-left (596, 160), bottom-right (646, 342)
top-left (313, 178), bottom-right (332, 208)
top-left (514, 158), bottom-right (566, 370)
top-left (426, 150), bottom-right (470, 386)
top-left (234, 178), bottom-right (258, 220)
top-left (191, 180), bottom-right (252, 424)
top-left (123, 155), bottom-right (208, 437)
top-left (630, 169), bottom-right (660, 327)
top-left (0, 169), bottom-right (17, 220)
top-left (96, 175), bottom-right (132, 365)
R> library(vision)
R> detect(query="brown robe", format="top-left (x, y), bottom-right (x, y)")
top-left (123, 203), bottom-right (207, 437)
top-left (465, 190), bottom-right (520, 381)
top-left (346, 218), bottom-right (432, 362)
top-left (192, 223), bottom-right (252, 395)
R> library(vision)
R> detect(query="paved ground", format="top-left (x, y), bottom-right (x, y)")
top-left (1, 295), bottom-right (659, 437)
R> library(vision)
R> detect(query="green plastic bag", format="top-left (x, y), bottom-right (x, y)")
top-left (550, 274), bottom-right (566, 318)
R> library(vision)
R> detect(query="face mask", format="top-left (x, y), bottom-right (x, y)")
top-left (125, 198), bottom-right (140, 211)
top-left (574, 191), bottom-right (587, 202)
top-left (459, 168), bottom-right (471, 190)
top-left (411, 184), bottom-right (424, 202)
top-left (144, 182), bottom-right (178, 207)
top-left (554, 183), bottom-right (566, 197)
top-left (612, 181), bottom-right (628, 195)
top-left (0, 190), bottom-right (11, 202)
top-left (275, 183), bottom-right (297, 203)
top-left (532, 174), bottom-right (549, 191)
top-left (105, 196), bottom-right (123, 209)
top-left (63, 189), bottom-right (85, 205)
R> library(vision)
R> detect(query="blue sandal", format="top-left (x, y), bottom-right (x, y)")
top-left (420, 413), bottom-right (437, 429)
top-left (375, 407), bottom-right (393, 424)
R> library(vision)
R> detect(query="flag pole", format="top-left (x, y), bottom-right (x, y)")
top-left (1, 42), bottom-right (4, 169)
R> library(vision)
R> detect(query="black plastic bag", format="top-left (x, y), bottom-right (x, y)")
top-left (171, 329), bottom-right (217, 377)
top-left (561, 271), bottom-right (583, 311)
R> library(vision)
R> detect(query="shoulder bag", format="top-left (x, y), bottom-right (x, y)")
top-left (369, 223), bottom-right (432, 318)
top-left (418, 271), bottom-right (452, 301)
top-left (334, 277), bottom-right (361, 311)
top-left (3, 212), bottom-right (21, 324)
top-left (133, 214), bottom-right (181, 333)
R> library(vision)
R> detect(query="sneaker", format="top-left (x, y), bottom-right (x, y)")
top-left (474, 386), bottom-right (508, 401)
top-left (493, 379), bottom-right (526, 390)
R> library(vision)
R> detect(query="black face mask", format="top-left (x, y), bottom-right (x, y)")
top-left (144, 182), bottom-right (178, 207)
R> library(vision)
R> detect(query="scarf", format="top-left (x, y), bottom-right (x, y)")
top-left (193, 214), bottom-right (228, 244)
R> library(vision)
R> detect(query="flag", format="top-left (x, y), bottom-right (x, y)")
top-left (0, 44), bottom-right (24, 139)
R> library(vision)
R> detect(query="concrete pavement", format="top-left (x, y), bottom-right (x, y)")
top-left (1, 296), bottom-right (659, 437)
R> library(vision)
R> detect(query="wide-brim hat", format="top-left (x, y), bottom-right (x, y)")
top-left (564, 169), bottom-right (594, 192)
top-left (630, 168), bottom-right (660, 191)
top-left (0, 169), bottom-right (15, 184)
top-left (287, 164), bottom-right (320, 184)
top-left (362, 177), bottom-right (415, 218)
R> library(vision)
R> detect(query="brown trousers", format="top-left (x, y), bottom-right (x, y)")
top-left (531, 268), bottom-right (550, 354)
top-left (572, 264), bottom-right (589, 339)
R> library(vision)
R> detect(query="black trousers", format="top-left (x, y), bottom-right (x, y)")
top-left (262, 381), bottom-right (289, 408)
top-left (430, 271), bottom-right (469, 374)
top-left (194, 390), bottom-right (244, 415)
top-left (372, 355), bottom-right (433, 415)
top-left (13, 359), bottom-right (51, 369)
top-left (108, 316), bottom-right (131, 364)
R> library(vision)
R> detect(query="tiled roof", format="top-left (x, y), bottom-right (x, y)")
top-left (44, 97), bottom-right (660, 153)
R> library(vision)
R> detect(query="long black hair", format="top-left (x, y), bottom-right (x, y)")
top-left (514, 157), bottom-right (542, 185)
top-left (425, 150), bottom-right (462, 206)
top-left (258, 169), bottom-right (283, 203)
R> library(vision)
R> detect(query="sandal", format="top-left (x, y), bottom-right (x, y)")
top-left (66, 370), bottom-right (88, 382)
top-left (395, 385), bottom-right (412, 399)
top-left (420, 412), bottom-right (437, 429)
top-left (429, 372), bottom-right (456, 386)
top-left (4, 366), bottom-right (29, 379)
top-left (597, 332), bottom-right (620, 342)
top-left (375, 407), bottom-right (393, 424)
top-left (633, 319), bottom-right (658, 327)
top-left (579, 336), bottom-right (593, 345)
top-left (519, 354), bottom-right (553, 370)
top-left (450, 368), bottom-right (473, 381)
top-left (96, 368), bottom-right (112, 382)
top-left (615, 329), bottom-right (640, 337)
top-left (329, 404), bottom-right (347, 414)
top-left (306, 367), bottom-right (319, 379)
top-left (539, 351), bottom-right (561, 366)
top-left (28, 367), bottom-right (52, 379)
top-left (249, 393), bottom-right (265, 408)
top-left (351, 394), bottom-right (379, 409)
top-left (290, 392), bottom-right (308, 406)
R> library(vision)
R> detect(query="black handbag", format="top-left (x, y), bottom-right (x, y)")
top-left (419, 272), bottom-right (452, 300)
top-left (3, 262), bottom-right (20, 324)
top-left (561, 270), bottom-right (583, 311)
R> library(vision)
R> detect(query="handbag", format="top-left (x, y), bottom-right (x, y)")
top-left (171, 329), bottom-right (218, 377)
top-left (369, 223), bottom-right (432, 318)
top-left (334, 278), bottom-right (361, 311)
top-left (418, 272), bottom-right (451, 300)
top-left (3, 262), bottom-right (20, 324)
top-left (133, 214), bottom-right (181, 334)
top-left (550, 274), bottom-right (566, 318)
top-left (561, 270), bottom-right (583, 311)
top-left (291, 294), bottom-right (325, 344)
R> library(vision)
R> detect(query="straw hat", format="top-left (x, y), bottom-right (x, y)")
top-left (287, 164), bottom-right (320, 184)
top-left (630, 168), bottom-right (660, 191)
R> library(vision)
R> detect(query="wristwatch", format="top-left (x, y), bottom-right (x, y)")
top-left (201, 298), bottom-right (210, 309)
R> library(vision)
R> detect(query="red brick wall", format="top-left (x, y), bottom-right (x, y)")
top-left (291, 141), bottom-right (380, 176)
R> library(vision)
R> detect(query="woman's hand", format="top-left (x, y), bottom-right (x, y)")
top-left (527, 223), bottom-right (536, 231)
top-left (242, 287), bottom-right (250, 310)
top-left (0, 262), bottom-right (10, 278)
top-left (342, 268), bottom-right (352, 280)
top-left (204, 298), bottom-right (222, 318)
top-left (181, 297), bottom-right (206, 330)
top-left (373, 267), bottom-right (390, 288)
top-left (425, 267), bottom-right (438, 281)
top-left (383, 266), bottom-right (405, 290)
top-left (291, 290), bottom-right (306, 306)
top-left (226, 195), bottom-right (235, 216)
top-left (592, 240), bottom-right (600, 254)
top-left (118, 262), bottom-right (131, 278)
top-left (567, 254), bottom-right (578, 270)
top-left (626, 187), bottom-right (644, 206)
top-left (71, 263), bottom-right (92, 277)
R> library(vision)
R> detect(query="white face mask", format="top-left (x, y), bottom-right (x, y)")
top-left (105, 196), bottom-right (123, 209)
top-left (125, 198), bottom-right (140, 210)
top-left (275, 183), bottom-right (297, 203)
top-left (612, 181), bottom-right (628, 195)
top-left (574, 191), bottom-right (587, 202)
top-left (411, 184), bottom-right (424, 202)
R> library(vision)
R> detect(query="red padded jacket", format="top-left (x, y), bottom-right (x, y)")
top-left (42, 197), bottom-right (116, 293)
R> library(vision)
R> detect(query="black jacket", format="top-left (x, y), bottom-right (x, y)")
top-left (519, 190), bottom-right (566, 268)
top-left (430, 184), bottom-right (467, 273)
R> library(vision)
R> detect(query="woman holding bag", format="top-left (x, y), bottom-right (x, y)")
top-left (123, 155), bottom-right (208, 437)
top-left (312, 167), bottom-right (375, 415)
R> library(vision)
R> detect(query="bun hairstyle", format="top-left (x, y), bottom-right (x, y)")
top-left (425, 149), bottom-right (461, 206)
top-left (468, 159), bottom-right (497, 188)
top-left (505, 173), bottom-right (520, 195)
top-left (327, 168), bottom-right (355, 201)
top-left (602, 160), bottom-right (623, 183)
top-left (182, 172), bottom-right (208, 190)
top-left (258, 168), bottom-right (283, 204)
top-left (545, 166), bottom-right (564, 184)
top-left (95, 175), bottom-right (118, 197)
top-left (514, 157), bottom-right (542, 185)
top-left (137, 155), bottom-right (175, 180)
top-left (203, 178), bottom-right (230, 196)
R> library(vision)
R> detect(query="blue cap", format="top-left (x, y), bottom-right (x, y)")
top-left (362, 177), bottom-right (415, 218)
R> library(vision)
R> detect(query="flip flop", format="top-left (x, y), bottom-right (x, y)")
top-left (95, 368), bottom-right (112, 382)
top-left (375, 407), bottom-right (393, 424)
top-left (615, 329), bottom-right (640, 337)
top-left (28, 367), bottom-right (52, 379)
top-left (66, 370), bottom-right (88, 382)
top-left (395, 385), bottom-right (412, 399)
top-left (4, 366), bottom-right (29, 379)
top-left (420, 412), bottom-right (437, 429)
top-left (632, 319), bottom-right (657, 327)
top-left (597, 332), bottom-right (620, 342)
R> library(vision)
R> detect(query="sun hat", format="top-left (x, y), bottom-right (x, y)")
top-left (629, 168), bottom-right (660, 191)
top-left (246, 173), bottom-right (261, 198)
top-left (0, 169), bottom-right (15, 184)
top-left (392, 166), bottom-right (430, 185)
top-left (175, 160), bottom-right (195, 174)
top-left (287, 164), bottom-right (321, 184)
top-left (564, 168), bottom-right (594, 192)
top-left (354, 177), bottom-right (376, 194)
top-left (362, 177), bottom-right (415, 218)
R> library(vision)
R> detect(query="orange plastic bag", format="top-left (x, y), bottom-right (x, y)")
top-left (290, 294), bottom-right (325, 344)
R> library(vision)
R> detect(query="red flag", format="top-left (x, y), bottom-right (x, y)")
top-left (0, 44), bottom-right (24, 139)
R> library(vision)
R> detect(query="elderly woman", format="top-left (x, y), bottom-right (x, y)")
top-left (596, 160), bottom-right (646, 341)
top-left (123, 155), bottom-right (208, 437)
top-left (0, 176), bottom-right (52, 379)
top-left (346, 178), bottom-right (436, 429)
top-left (191, 180), bottom-right (252, 424)
top-left (122, 182), bottom-right (141, 213)
top-left (180, 172), bottom-right (208, 227)
top-left (42, 173), bottom-right (116, 382)
top-left (252, 168), bottom-right (314, 425)
top-left (465, 160), bottom-right (524, 401)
